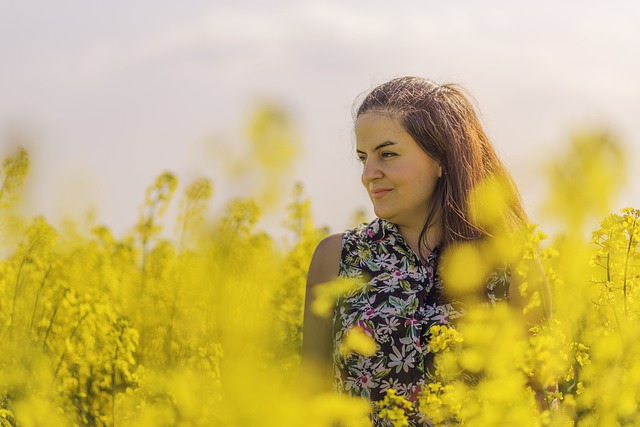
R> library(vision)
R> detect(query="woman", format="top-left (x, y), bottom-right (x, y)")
top-left (301, 76), bottom-right (550, 424)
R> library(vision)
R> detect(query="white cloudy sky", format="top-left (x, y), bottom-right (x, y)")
top-left (1, 0), bottom-right (639, 238)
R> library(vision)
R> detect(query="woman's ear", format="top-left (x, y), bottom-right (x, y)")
top-left (438, 164), bottom-right (443, 178)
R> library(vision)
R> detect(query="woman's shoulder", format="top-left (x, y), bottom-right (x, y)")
top-left (307, 233), bottom-right (344, 285)
top-left (314, 232), bottom-right (344, 258)
top-left (308, 218), bottom-right (381, 283)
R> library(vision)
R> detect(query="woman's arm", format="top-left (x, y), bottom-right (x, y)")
top-left (298, 233), bottom-right (343, 391)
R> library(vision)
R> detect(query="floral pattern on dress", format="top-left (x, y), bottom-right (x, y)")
top-left (332, 218), bottom-right (509, 426)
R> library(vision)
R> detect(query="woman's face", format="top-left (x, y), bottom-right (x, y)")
top-left (355, 112), bottom-right (442, 231)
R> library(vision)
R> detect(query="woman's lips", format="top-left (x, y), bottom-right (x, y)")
top-left (371, 189), bottom-right (392, 199)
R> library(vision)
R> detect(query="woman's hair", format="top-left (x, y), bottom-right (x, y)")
top-left (355, 76), bottom-right (528, 257)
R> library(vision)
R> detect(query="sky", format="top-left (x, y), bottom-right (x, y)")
top-left (1, 0), bottom-right (639, 240)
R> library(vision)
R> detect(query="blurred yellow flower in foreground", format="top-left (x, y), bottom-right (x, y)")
top-left (0, 125), bottom-right (638, 426)
top-left (311, 277), bottom-right (363, 318)
top-left (340, 325), bottom-right (378, 357)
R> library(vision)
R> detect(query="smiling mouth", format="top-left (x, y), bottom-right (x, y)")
top-left (371, 189), bottom-right (392, 199)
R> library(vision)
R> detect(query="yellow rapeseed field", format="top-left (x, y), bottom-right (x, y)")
top-left (1, 108), bottom-right (638, 426)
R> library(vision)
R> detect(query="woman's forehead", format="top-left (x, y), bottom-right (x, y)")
top-left (356, 113), bottom-right (405, 134)
top-left (355, 114), bottom-right (415, 149)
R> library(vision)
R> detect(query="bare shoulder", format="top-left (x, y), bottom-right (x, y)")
top-left (314, 232), bottom-right (343, 257)
top-left (300, 232), bottom-right (343, 383)
top-left (307, 233), bottom-right (343, 286)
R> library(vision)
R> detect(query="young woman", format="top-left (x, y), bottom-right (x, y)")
top-left (301, 76), bottom-right (550, 425)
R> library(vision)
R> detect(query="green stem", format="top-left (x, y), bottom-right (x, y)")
top-left (623, 218), bottom-right (636, 321)
top-left (42, 288), bottom-right (66, 351)
top-left (8, 237), bottom-right (41, 338)
top-left (29, 267), bottom-right (50, 332)
top-left (112, 322), bottom-right (124, 427)
top-left (53, 312), bottom-right (88, 380)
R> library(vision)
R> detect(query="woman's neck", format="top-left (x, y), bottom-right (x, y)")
top-left (397, 222), bottom-right (442, 260)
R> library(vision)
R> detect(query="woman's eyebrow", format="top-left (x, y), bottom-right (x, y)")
top-left (356, 141), bottom-right (397, 154)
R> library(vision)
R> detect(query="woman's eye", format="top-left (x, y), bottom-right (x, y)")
top-left (357, 156), bottom-right (366, 164)
top-left (381, 151), bottom-right (397, 159)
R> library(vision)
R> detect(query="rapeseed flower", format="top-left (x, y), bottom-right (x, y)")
top-left (0, 127), bottom-right (638, 426)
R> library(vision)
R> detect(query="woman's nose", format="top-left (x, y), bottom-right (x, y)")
top-left (361, 158), bottom-right (383, 183)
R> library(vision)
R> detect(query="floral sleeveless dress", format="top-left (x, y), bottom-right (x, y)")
top-left (332, 218), bottom-right (509, 426)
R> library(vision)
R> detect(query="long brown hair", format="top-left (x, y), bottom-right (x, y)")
top-left (355, 76), bottom-right (528, 258)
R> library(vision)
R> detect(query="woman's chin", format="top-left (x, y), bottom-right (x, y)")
top-left (374, 211), bottom-right (394, 223)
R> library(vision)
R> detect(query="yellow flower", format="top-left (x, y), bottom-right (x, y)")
top-left (311, 277), bottom-right (363, 318)
top-left (440, 243), bottom-right (491, 297)
top-left (378, 389), bottom-right (413, 427)
top-left (427, 325), bottom-right (463, 353)
top-left (340, 326), bottom-right (378, 357)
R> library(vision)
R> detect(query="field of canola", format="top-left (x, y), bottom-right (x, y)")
top-left (1, 109), bottom-right (638, 426)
